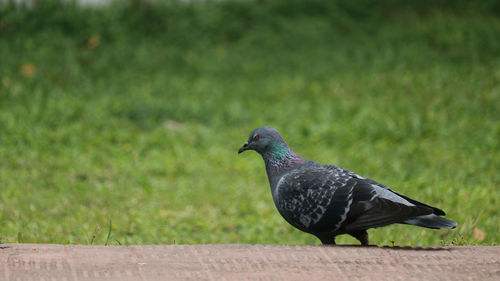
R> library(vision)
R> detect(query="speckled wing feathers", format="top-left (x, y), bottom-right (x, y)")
top-left (274, 163), bottom-right (434, 234)
top-left (275, 164), bottom-right (360, 231)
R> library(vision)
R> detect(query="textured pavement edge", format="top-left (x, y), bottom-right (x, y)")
top-left (1, 244), bottom-right (500, 281)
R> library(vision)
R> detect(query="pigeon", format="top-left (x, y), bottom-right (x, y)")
top-left (238, 126), bottom-right (457, 245)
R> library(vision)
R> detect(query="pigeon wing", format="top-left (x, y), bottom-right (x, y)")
top-left (358, 178), bottom-right (446, 216)
top-left (276, 165), bottom-right (355, 231)
top-left (276, 164), bottom-right (435, 233)
top-left (341, 180), bottom-right (435, 232)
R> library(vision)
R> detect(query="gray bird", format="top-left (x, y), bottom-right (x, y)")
top-left (238, 127), bottom-right (457, 245)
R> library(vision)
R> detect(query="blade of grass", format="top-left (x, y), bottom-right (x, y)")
top-left (105, 219), bottom-right (112, 246)
top-left (90, 225), bottom-right (100, 245)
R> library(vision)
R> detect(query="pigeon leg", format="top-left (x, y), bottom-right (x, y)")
top-left (316, 235), bottom-right (336, 245)
top-left (348, 230), bottom-right (369, 246)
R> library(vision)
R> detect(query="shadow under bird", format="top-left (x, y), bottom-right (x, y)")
top-left (238, 127), bottom-right (457, 245)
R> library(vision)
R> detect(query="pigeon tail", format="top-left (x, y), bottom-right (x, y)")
top-left (403, 214), bottom-right (458, 229)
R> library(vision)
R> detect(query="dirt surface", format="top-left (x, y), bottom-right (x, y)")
top-left (1, 244), bottom-right (500, 281)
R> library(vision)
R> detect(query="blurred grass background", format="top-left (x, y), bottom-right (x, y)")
top-left (0, 0), bottom-right (499, 246)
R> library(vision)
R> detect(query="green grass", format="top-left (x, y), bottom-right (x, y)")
top-left (0, 0), bottom-right (499, 246)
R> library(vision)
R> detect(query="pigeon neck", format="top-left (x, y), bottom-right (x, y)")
top-left (263, 141), bottom-right (305, 175)
top-left (268, 141), bottom-right (294, 160)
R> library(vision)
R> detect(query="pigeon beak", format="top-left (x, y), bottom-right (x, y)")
top-left (238, 142), bottom-right (249, 154)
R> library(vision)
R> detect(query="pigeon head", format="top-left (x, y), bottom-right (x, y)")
top-left (238, 127), bottom-right (294, 160)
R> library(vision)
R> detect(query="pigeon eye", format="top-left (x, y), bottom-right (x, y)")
top-left (253, 135), bottom-right (259, 141)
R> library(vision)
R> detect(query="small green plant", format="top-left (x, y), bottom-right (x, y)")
top-left (440, 234), bottom-right (469, 246)
top-left (89, 225), bottom-right (101, 245)
top-left (105, 219), bottom-right (113, 246)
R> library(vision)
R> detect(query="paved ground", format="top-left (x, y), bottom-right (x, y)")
top-left (1, 244), bottom-right (500, 281)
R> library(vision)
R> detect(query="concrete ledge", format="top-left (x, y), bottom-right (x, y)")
top-left (1, 244), bottom-right (500, 281)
